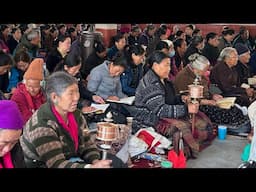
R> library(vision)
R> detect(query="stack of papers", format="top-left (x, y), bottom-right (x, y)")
top-left (216, 97), bottom-right (236, 109)
top-left (241, 83), bottom-right (250, 89)
top-left (83, 103), bottom-right (110, 114)
top-left (106, 96), bottom-right (135, 105)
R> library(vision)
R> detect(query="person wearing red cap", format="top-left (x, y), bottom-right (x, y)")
top-left (0, 100), bottom-right (25, 168)
top-left (11, 58), bottom-right (46, 124)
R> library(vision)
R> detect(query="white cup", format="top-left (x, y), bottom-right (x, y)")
top-left (126, 117), bottom-right (133, 124)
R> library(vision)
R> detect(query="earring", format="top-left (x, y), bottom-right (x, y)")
top-left (53, 100), bottom-right (58, 105)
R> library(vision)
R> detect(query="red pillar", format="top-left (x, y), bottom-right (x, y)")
top-left (95, 24), bottom-right (117, 48)
top-left (120, 24), bottom-right (131, 32)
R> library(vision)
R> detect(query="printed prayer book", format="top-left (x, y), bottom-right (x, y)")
top-left (106, 96), bottom-right (135, 105)
top-left (216, 97), bottom-right (236, 109)
top-left (83, 103), bottom-right (110, 114)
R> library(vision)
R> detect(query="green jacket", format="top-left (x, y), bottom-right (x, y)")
top-left (20, 102), bottom-right (100, 168)
top-left (13, 34), bottom-right (39, 58)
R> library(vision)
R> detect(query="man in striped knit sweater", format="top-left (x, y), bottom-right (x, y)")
top-left (20, 71), bottom-right (126, 168)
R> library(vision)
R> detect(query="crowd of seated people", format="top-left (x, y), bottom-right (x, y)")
top-left (1, 23), bottom-right (256, 168)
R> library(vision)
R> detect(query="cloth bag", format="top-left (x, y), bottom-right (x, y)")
top-left (135, 127), bottom-right (172, 154)
top-left (128, 135), bottom-right (149, 157)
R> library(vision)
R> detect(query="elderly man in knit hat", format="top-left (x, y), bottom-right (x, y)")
top-left (234, 43), bottom-right (252, 85)
top-left (0, 100), bottom-right (25, 168)
top-left (11, 58), bottom-right (46, 124)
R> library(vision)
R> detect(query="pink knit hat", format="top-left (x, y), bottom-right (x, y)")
top-left (0, 100), bottom-right (24, 129)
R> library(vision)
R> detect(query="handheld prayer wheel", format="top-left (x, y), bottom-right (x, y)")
top-left (188, 77), bottom-right (204, 135)
top-left (96, 122), bottom-right (118, 141)
top-left (188, 78), bottom-right (203, 100)
top-left (96, 122), bottom-right (118, 160)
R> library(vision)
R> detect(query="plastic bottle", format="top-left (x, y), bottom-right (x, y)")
top-left (161, 160), bottom-right (172, 168)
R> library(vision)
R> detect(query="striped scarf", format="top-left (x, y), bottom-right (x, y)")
top-left (51, 105), bottom-right (78, 151)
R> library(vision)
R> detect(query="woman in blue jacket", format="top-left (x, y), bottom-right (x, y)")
top-left (120, 45), bottom-right (145, 96)
top-left (7, 51), bottom-right (30, 93)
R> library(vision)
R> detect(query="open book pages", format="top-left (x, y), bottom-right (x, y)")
top-left (248, 77), bottom-right (256, 85)
top-left (241, 83), bottom-right (250, 89)
top-left (106, 96), bottom-right (135, 105)
top-left (83, 103), bottom-right (110, 114)
top-left (216, 97), bottom-right (236, 109)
